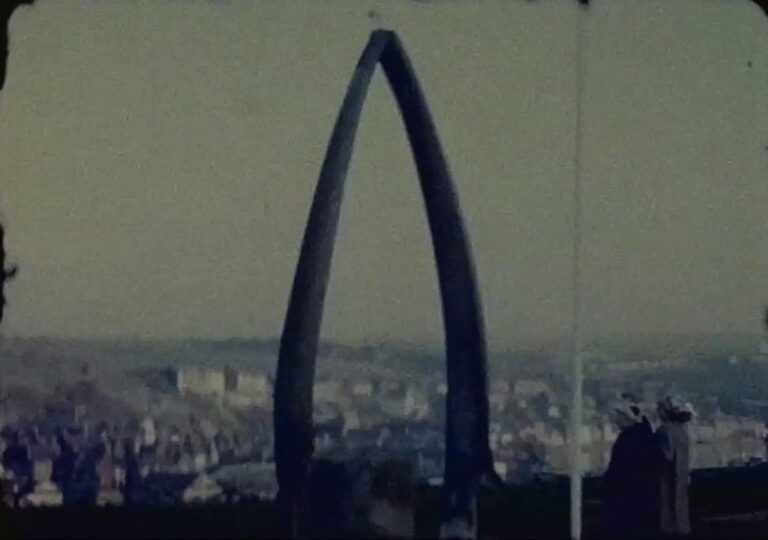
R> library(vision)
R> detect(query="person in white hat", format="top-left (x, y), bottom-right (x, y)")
top-left (601, 395), bottom-right (658, 539)
top-left (654, 395), bottom-right (694, 537)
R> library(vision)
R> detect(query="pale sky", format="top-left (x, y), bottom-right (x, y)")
top-left (0, 0), bottom-right (766, 348)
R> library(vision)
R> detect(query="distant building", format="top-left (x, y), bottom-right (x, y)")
top-left (182, 473), bottom-right (223, 504)
top-left (96, 487), bottom-right (123, 506)
top-left (343, 410), bottom-right (361, 433)
top-left (315, 379), bottom-right (343, 405)
top-left (691, 413), bottom-right (767, 468)
top-left (96, 447), bottom-right (123, 508)
top-left (32, 457), bottom-right (52, 485)
top-left (210, 462), bottom-right (277, 500)
top-left (224, 370), bottom-right (271, 409)
top-left (352, 381), bottom-right (374, 398)
top-left (315, 402), bottom-right (341, 424)
top-left (176, 368), bottom-right (226, 400)
top-left (193, 450), bottom-right (207, 473)
top-left (21, 480), bottom-right (62, 507)
top-left (513, 380), bottom-right (551, 399)
top-left (207, 440), bottom-right (219, 467)
top-left (141, 417), bottom-right (156, 447)
top-left (543, 428), bottom-right (566, 447)
top-left (544, 444), bottom-right (569, 472)
top-left (490, 381), bottom-right (511, 395)
top-left (380, 385), bottom-right (429, 420)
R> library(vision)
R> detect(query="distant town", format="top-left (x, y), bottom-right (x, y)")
top-left (1, 334), bottom-right (767, 508)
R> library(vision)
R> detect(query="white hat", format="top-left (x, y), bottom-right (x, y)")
top-left (659, 395), bottom-right (695, 421)
top-left (612, 399), bottom-right (643, 423)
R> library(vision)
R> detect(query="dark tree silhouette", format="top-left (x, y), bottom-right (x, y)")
top-left (1, 1), bottom-right (34, 93)
top-left (0, 223), bottom-right (18, 328)
top-left (1, 1), bottom-right (32, 330)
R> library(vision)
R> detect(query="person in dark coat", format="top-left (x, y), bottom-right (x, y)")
top-left (601, 398), bottom-right (659, 539)
top-left (654, 396), bottom-right (693, 538)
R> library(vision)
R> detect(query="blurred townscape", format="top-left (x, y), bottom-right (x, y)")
top-left (1, 333), bottom-right (767, 510)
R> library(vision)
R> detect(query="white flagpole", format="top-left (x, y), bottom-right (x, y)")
top-left (570, 2), bottom-right (588, 540)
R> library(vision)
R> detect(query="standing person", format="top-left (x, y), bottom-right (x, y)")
top-left (601, 398), bottom-right (658, 539)
top-left (655, 396), bottom-right (694, 538)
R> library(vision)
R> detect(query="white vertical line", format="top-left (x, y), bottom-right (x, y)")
top-left (570, 2), bottom-right (587, 540)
